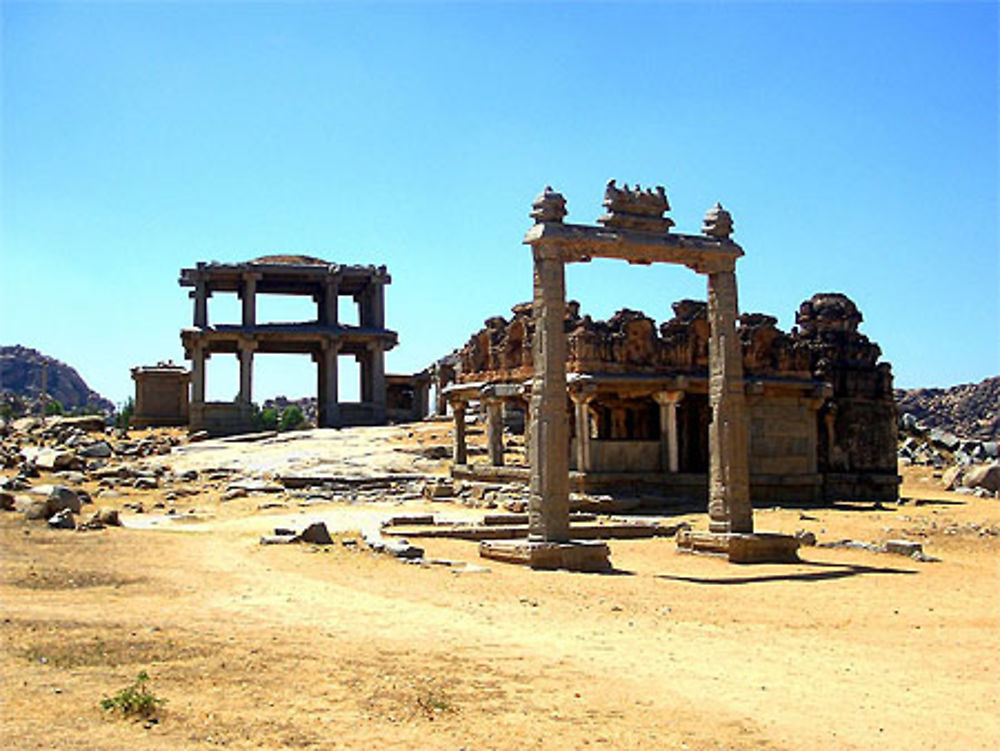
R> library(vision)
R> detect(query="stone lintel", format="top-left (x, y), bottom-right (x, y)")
top-left (676, 530), bottom-right (800, 564)
top-left (479, 539), bottom-right (611, 572)
top-left (179, 327), bottom-right (397, 356)
top-left (523, 222), bottom-right (742, 273)
top-left (480, 382), bottom-right (524, 400)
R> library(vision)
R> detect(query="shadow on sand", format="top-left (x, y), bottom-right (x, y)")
top-left (655, 560), bottom-right (918, 586)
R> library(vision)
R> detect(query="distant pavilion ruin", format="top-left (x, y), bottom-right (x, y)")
top-left (179, 255), bottom-right (398, 434)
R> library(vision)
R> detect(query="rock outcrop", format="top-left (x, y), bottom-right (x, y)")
top-left (896, 376), bottom-right (1000, 441)
top-left (0, 345), bottom-right (114, 415)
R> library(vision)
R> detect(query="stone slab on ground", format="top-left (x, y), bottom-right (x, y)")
top-left (479, 538), bottom-right (611, 572)
top-left (384, 520), bottom-right (684, 541)
top-left (676, 530), bottom-right (800, 564)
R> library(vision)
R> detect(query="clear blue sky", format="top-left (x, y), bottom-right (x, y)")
top-left (2, 1), bottom-right (997, 405)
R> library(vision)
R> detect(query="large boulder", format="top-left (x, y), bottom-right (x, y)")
top-left (23, 447), bottom-right (80, 471)
top-left (27, 484), bottom-right (82, 514)
top-left (48, 415), bottom-right (107, 432)
top-left (962, 463), bottom-right (1000, 494)
top-left (79, 441), bottom-right (112, 459)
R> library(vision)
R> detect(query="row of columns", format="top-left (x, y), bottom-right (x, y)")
top-left (190, 274), bottom-right (386, 330)
top-left (449, 394), bottom-right (528, 469)
top-left (188, 338), bottom-right (386, 427)
top-left (449, 388), bottom-right (686, 475)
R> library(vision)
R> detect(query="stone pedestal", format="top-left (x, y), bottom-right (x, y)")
top-left (479, 539), bottom-right (611, 572)
top-left (676, 529), bottom-right (799, 564)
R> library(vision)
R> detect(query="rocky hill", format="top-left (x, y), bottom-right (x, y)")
top-left (896, 376), bottom-right (1000, 441)
top-left (0, 345), bottom-right (114, 415)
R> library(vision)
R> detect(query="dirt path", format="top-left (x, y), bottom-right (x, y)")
top-left (1, 464), bottom-right (998, 750)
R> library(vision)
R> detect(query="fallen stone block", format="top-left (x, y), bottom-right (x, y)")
top-left (260, 534), bottom-right (299, 545)
top-left (227, 479), bottom-right (284, 494)
top-left (883, 539), bottom-right (923, 557)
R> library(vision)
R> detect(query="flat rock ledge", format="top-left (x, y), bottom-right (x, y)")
top-left (479, 539), bottom-right (611, 572)
top-left (676, 530), bottom-right (800, 564)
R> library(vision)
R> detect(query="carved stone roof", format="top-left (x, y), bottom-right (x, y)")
top-left (251, 254), bottom-right (330, 266)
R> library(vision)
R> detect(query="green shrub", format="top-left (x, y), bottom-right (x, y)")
top-left (100, 670), bottom-right (164, 719)
top-left (44, 399), bottom-right (64, 416)
top-left (250, 404), bottom-right (278, 431)
top-left (114, 398), bottom-right (134, 430)
top-left (279, 405), bottom-right (304, 431)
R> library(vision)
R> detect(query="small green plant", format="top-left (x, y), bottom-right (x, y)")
top-left (100, 670), bottom-right (164, 719)
top-left (44, 399), bottom-right (64, 416)
top-left (279, 405), bottom-right (304, 431)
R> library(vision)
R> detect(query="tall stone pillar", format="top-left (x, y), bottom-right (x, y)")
top-left (451, 399), bottom-right (467, 465)
top-left (706, 267), bottom-right (752, 534)
top-left (191, 344), bottom-right (207, 403)
top-left (485, 397), bottom-right (504, 467)
top-left (320, 277), bottom-right (339, 327)
top-left (240, 273), bottom-right (259, 327)
top-left (527, 243), bottom-right (570, 543)
top-left (357, 285), bottom-right (375, 328)
top-left (570, 392), bottom-right (594, 472)
top-left (372, 282), bottom-right (386, 329)
top-left (316, 342), bottom-right (341, 428)
top-left (369, 341), bottom-right (386, 422)
top-left (237, 341), bottom-right (256, 404)
top-left (654, 390), bottom-right (684, 473)
top-left (192, 283), bottom-right (210, 328)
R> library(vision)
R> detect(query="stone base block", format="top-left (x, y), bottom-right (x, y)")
top-left (677, 530), bottom-right (800, 564)
top-left (479, 538), bottom-right (611, 572)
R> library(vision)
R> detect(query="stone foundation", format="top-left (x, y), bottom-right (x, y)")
top-left (479, 538), bottom-right (611, 572)
top-left (676, 529), bottom-right (800, 563)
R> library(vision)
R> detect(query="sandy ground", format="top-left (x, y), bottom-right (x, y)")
top-left (1, 423), bottom-right (998, 751)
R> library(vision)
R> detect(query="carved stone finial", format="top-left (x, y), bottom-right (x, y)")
top-left (530, 186), bottom-right (567, 224)
top-left (597, 179), bottom-right (674, 234)
top-left (702, 202), bottom-right (734, 239)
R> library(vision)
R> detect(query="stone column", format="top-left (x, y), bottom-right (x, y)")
top-left (237, 340), bottom-right (256, 404)
top-left (706, 267), bottom-right (752, 534)
top-left (485, 397), bottom-right (504, 467)
top-left (451, 398), bottom-right (467, 465)
top-left (369, 341), bottom-right (386, 422)
top-left (372, 282), bottom-right (385, 329)
top-left (357, 285), bottom-right (374, 328)
top-left (316, 341), bottom-right (341, 428)
top-left (191, 344), bottom-right (207, 403)
top-left (240, 273), bottom-right (259, 327)
top-left (570, 392), bottom-right (595, 472)
top-left (654, 391), bottom-right (684, 473)
top-left (192, 283), bottom-right (210, 328)
top-left (527, 243), bottom-right (570, 543)
top-left (320, 277), bottom-right (339, 327)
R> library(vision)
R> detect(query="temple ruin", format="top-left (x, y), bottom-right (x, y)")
top-left (179, 255), bottom-right (399, 434)
top-left (130, 361), bottom-right (190, 427)
top-left (446, 181), bottom-right (897, 569)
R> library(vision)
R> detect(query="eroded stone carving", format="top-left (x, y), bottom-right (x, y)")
top-left (597, 180), bottom-right (674, 233)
